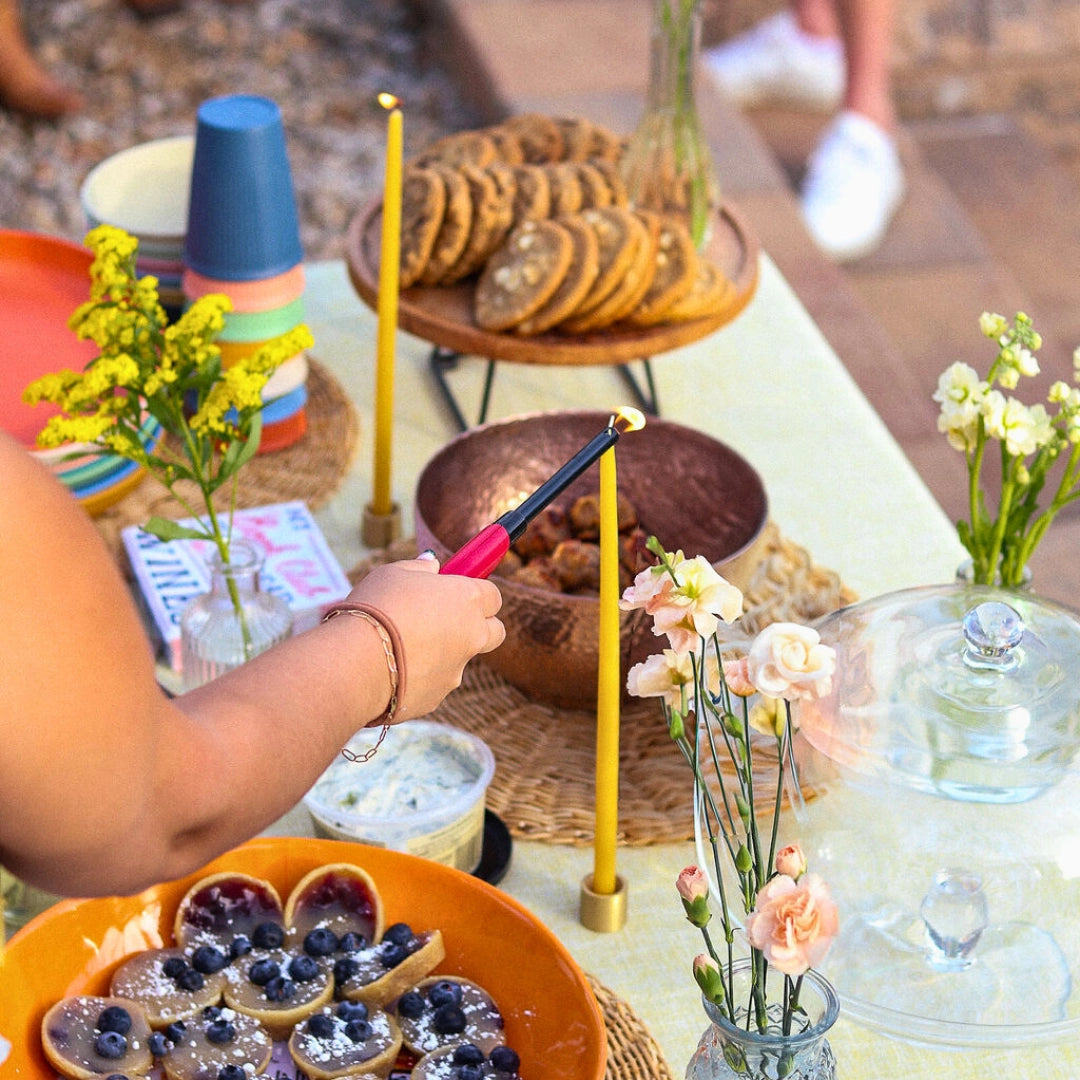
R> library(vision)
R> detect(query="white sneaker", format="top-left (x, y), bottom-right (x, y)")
top-left (800, 110), bottom-right (905, 261)
top-left (702, 10), bottom-right (845, 111)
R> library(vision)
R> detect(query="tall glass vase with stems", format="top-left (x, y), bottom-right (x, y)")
top-left (620, 0), bottom-right (720, 249)
top-left (180, 539), bottom-right (293, 690)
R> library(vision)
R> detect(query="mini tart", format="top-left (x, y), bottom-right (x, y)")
top-left (337, 927), bottom-right (446, 1007)
top-left (394, 976), bottom-right (504, 1058)
top-left (174, 872), bottom-right (284, 951)
top-left (284, 862), bottom-right (384, 947)
top-left (222, 947), bottom-right (334, 1041)
top-left (110, 947), bottom-right (228, 1028)
top-left (41, 996), bottom-right (154, 1079)
top-left (410, 1042), bottom-right (522, 1079)
top-left (288, 1001), bottom-right (402, 1079)
top-left (160, 1005), bottom-right (273, 1080)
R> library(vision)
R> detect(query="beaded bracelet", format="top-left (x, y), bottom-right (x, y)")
top-left (321, 601), bottom-right (406, 762)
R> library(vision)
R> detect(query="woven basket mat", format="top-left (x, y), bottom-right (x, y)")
top-left (348, 523), bottom-right (857, 847)
top-left (93, 357), bottom-right (359, 559)
top-left (589, 973), bottom-right (676, 1080)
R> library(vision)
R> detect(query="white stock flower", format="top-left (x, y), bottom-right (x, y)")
top-left (1000, 399), bottom-right (1054, 458)
top-left (746, 623), bottom-right (836, 702)
top-left (979, 311), bottom-right (1008, 339)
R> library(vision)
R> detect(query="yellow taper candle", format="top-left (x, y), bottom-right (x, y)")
top-left (593, 443), bottom-right (621, 895)
top-left (372, 93), bottom-right (402, 517)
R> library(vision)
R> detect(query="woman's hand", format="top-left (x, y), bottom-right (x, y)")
top-left (345, 557), bottom-right (505, 719)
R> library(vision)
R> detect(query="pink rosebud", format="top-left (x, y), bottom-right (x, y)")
top-left (775, 843), bottom-right (808, 880)
top-left (744, 873), bottom-right (839, 977)
top-left (722, 656), bottom-right (755, 698)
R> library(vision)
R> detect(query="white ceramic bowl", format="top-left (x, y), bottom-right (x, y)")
top-left (304, 721), bottom-right (495, 873)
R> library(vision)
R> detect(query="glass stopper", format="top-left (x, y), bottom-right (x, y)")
top-left (919, 868), bottom-right (989, 971)
top-left (962, 601), bottom-right (1024, 672)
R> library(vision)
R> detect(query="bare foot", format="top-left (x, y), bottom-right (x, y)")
top-left (0, 1), bottom-right (82, 118)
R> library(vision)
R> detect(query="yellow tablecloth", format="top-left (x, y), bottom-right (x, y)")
top-left (269, 258), bottom-right (1080, 1076)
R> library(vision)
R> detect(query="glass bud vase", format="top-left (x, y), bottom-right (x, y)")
top-left (621, 0), bottom-right (720, 250)
top-left (180, 539), bottom-right (293, 690)
top-left (686, 959), bottom-right (839, 1080)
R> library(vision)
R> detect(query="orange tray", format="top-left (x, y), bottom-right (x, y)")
top-left (345, 198), bottom-right (760, 367)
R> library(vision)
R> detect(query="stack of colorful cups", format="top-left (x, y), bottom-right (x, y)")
top-left (79, 135), bottom-right (195, 319)
top-left (182, 94), bottom-right (309, 453)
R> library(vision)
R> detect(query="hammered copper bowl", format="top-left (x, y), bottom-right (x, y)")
top-left (415, 409), bottom-right (769, 708)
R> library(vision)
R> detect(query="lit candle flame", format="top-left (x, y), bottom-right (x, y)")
top-left (612, 406), bottom-right (646, 435)
top-left (378, 92), bottom-right (401, 110)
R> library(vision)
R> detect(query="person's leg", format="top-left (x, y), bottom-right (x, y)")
top-left (800, 0), bottom-right (905, 260)
top-left (0, 0), bottom-right (82, 119)
top-left (702, 1), bottom-right (845, 111)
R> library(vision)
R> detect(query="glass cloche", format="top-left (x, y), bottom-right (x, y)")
top-left (791, 582), bottom-right (1080, 1048)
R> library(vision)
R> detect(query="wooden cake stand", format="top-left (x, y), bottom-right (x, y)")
top-left (345, 198), bottom-right (760, 428)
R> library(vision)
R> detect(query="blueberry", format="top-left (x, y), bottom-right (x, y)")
top-left (382, 922), bottom-right (413, 946)
top-left (248, 958), bottom-right (281, 986)
top-left (308, 1013), bottom-right (335, 1039)
top-left (96, 1007), bottom-right (132, 1035)
top-left (288, 954), bottom-right (320, 982)
top-left (93, 1031), bottom-right (128, 1060)
top-left (379, 942), bottom-right (407, 968)
top-left (337, 932), bottom-right (366, 952)
top-left (229, 935), bottom-right (253, 959)
top-left (489, 1046), bottom-right (521, 1073)
top-left (432, 1003), bottom-right (467, 1035)
top-left (336, 1000), bottom-right (368, 1023)
top-left (164, 1021), bottom-right (187, 1044)
top-left (202, 1007), bottom-right (222, 1021)
top-left (205, 1019), bottom-right (236, 1045)
top-left (333, 956), bottom-right (359, 983)
top-left (264, 976), bottom-right (296, 1002)
top-left (218, 1067), bottom-right (246, 1080)
top-left (428, 980), bottom-right (464, 1008)
top-left (452, 1044), bottom-right (486, 1065)
top-left (147, 1032), bottom-right (170, 1058)
top-left (191, 945), bottom-right (228, 974)
top-left (343, 1019), bottom-right (372, 1043)
top-left (396, 991), bottom-right (425, 1019)
top-left (252, 921), bottom-right (285, 949)
top-left (176, 967), bottom-right (206, 992)
top-left (458, 1065), bottom-right (484, 1080)
top-left (162, 956), bottom-right (188, 979)
top-left (303, 928), bottom-right (338, 957)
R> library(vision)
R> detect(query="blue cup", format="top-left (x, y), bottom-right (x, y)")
top-left (184, 95), bottom-right (304, 282)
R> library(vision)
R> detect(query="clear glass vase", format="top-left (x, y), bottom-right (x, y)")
top-left (686, 959), bottom-right (839, 1080)
top-left (180, 539), bottom-right (293, 690)
top-left (621, 0), bottom-right (720, 249)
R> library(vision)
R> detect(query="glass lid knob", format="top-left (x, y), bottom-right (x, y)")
top-left (961, 601), bottom-right (1025, 672)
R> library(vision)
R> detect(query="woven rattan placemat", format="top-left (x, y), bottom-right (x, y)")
top-left (589, 973), bottom-right (676, 1080)
top-left (93, 357), bottom-right (359, 558)
top-left (349, 524), bottom-right (856, 846)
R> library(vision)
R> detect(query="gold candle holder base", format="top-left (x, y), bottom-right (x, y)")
top-left (362, 502), bottom-right (402, 549)
top-left (579, 873), bottom-right (628, 933)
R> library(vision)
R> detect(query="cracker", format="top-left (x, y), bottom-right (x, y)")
top-left (417, 163), bottom-right (473, 286)
top-left (474, 219), bottom-right (574, 332)
top-left (514, 214), bottom-right (600, 335)
top-left (503, 112), bottom-right (565, 163)
top-left (511, 163), bottom-right (552, 225)
top-left (626, 213), bottom-right (698, 326)
top-left (443, 162), bottom-right (518, 284)
top-left (398, 166), bottom-right (446, 289)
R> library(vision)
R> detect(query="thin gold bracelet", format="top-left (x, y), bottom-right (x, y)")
top-left (321, 603), bottom-right (402, 762)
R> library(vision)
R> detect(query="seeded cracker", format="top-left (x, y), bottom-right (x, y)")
top-left (474, 219), bottom-right (573, 332)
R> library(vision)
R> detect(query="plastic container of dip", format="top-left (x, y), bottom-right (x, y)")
top-left (303, 721), bottom-right (495, 874)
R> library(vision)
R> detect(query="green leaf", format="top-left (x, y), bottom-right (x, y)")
top-left (141, 517), bottom-right (212, 543)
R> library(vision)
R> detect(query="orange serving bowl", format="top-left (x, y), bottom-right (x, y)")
top-left (0, 836), bottom-right (607, 1079)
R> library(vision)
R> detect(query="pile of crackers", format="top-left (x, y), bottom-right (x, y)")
top-left (398, 113), bottom-right (734, 336)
